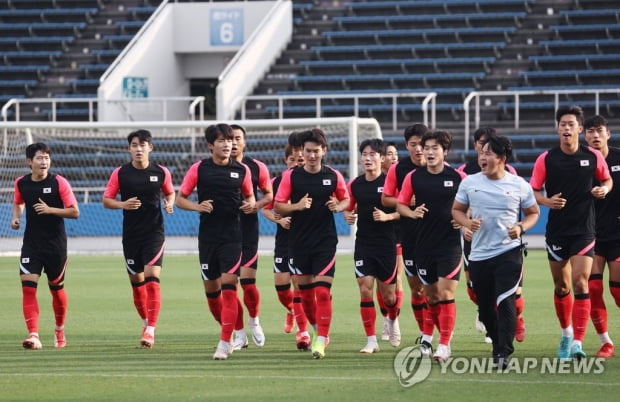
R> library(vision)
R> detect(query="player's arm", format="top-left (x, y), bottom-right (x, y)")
top-left (381, 164), bottom-right (399, 208)
top-left (161, 165), bottom-right (175, 214)
top-left (325, 169), bottom-right (350, 213)
top-left (507, 204), bottom-right (540, 239)
top-left (175, 163), bottom-right (213, 213)
top-left (11, 202), bottom-right (24, 230)
top-left (102, 168), bottom-right (141, 210)
top-left (163, 191), bottom-right (175, 214)
top-left (451, 200), bottom-right (473, 229)
top-left (254, 161), bottom-right (273, 211)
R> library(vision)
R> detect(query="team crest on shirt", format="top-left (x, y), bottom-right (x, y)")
top-left (126, 259), bottom-right (134, 265)
top-left (355, 260), bottom-right (363, 267)
top-left (418, 268), bottom-right (427, 275)
top-left (377, 186), bottom-right (384, 193)
top-left (612, 165), bottom-right (620, 172)
top-left (275, 257), bottom-right (283, 263)
top-left (580, 160), bottom-right (590, 167)
top-left (444, 180), bottom-right (454, 187)
top-left (323, 179), bottom-right (332, 186)
top-left (404, 259), bottom-right (414, 266)
top-left (201, 263), bottom-right (209, 270)
top-left (230, 172), bottom-right (239, 179)
top-left (21, 257), bottom-right (30, 263)
top-left (149, 176), bottom-right (158, 182)
top-left (43, 187), bottom-right (51, 193)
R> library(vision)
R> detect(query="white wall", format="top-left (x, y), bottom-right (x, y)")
top-left (97, 1), bottom-right (290, 121)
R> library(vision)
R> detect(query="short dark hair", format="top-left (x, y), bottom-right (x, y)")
top-left (483, 135), bottom-right (513, 161)
top-left (205, 123), bottom-right (234, 145)
top-left (127, 129), bottom-right (152, 144)
top-left (403, 123), bottom-right (429, 142)
top-left (421, 130), bottom-right (452, 151)
top-left (473, 126), bottom-right (497, 143)
top-left (359, 138), bottom-right (386, 155)
top-left (284, 144), bottom-right (293, 158)
top-left (26, 142), bottom-right (51, 159)
top-left (299, 128), bottom-right (328, 149)
top-left (556, 105), bottom-right (584, 126)
top-left (287, 131), bottom-right (304, 147)
top-left (584, 114), bottom-right (609, 130)
top-left (230, 124), bottom-right (247, 137)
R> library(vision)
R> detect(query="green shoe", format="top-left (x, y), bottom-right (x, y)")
top-left (557, 335), bottom-right (573, 360)
top-left (570, 343), bottom-right (586, 361)
top-left (312, 340), bottom-right (326, 359)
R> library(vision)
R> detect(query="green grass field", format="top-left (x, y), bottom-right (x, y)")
top-left (1, 251), bottom-right (619, 401)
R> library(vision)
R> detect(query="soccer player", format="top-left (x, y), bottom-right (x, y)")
top-left (456, 127), bottom-right (524, 344)
top-left (382, 124), bottom-right (429, 342)
top-left (344, 138), bottom-right (400, 353)
top-left (176, 123), bottom-right (256, 360)
top-left (274, 128), bottom-right (349, 359)
top-left (396, 130), bottom-right (465, 363)
top-left (102, 129), bottom-right (175, 348)
top-left (262, 138), bottom-right (311, 350)
top-left (530, 105), bottom-right (612, 360)
top-left (584, 115), bottom-right (619, 358)
top-left (11, 142), bottom-right (80, 349)
top-left (229, 124), bottom-right (273, 349)
top-left (452, 136), bottom-right (540, 369)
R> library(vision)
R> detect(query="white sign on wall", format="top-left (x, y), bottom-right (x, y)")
top-left (210, 8), bottom-right (244, 46)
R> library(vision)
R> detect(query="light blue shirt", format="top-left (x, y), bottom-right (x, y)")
top-left (455, 172), bottom-right (537, 261)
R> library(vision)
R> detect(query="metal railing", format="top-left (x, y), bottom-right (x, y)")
top-left (240, 92), bottom-right (437, 131)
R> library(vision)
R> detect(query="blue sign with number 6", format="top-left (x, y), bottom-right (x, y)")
top-left (210, 9), bottom-right (244, 46)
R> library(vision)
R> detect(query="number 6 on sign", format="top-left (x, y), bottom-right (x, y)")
top-left (210, 9), bottom-right (244, 46)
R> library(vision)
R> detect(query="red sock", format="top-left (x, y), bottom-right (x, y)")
top-left (467, 285), bottom-right (478, 305)
top-left (589, 277), bottom-right (607, 334)
top-left (395, 290), bottom-right (404, 312)
top-left (573, 294), bottom-right (591, 342)
top-left (276, 285), bottom-right (293, 312)
top-left (423, 303), bottom-right (438, 337)
top-left (314, 285), bottom-right (332, 337)
top-left (411, 295), bottom-right (427, 332)
top-left (22, 284), bottom-right (39, 334)
top-left (235, 296), bottom-right (244, 330)
top-left (50, 288), bottom-right (68, 327)
top-left (360, 298), bottom-right (376, 336)
top-left (145, 279), bottom-right (161, 328)
top-left (293, 290), bottom-right (308, 332)
top-left (376, 288), bottom-right (388, 317)
top-left (554, 291), bottom-right (573, 329)
top-left (438, 300), bottom-right (456, 345)
top-left (220, 288), bottom-right (238, 342)
top-left (206, 290), bottom-right (222, 324)
top-left (515, 293), bottom-right (524, 316)
top-left (131, 282), bottom-right (147, 321)
top-left (610, 281), bottom-right (620, 308)
top-left (299, 286), bottom-right (316, 326)
top-left (240, 279), bottom-right (260, 318)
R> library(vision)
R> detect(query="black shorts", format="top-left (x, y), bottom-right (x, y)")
top-left (123, 235), bottom-right (165, 275)
top-left (545, 234), bottom-right (595, 261)
top-left (19, 245), bottom-right (67, 285)
top-left (469, 246), bottom-right (523, 303)
top-left (273, 253), bottom-right (293, 274)
top-left (416, 247), bottom-right (462, 285)
top-left (353, 247), bottom-right (398, 284)
top-left (594, 238), bottom-right (620, 262)
top-left (292, 249), bottom-right (336, 278)
top-left (241, 242), bottom-right (258, 269)
top-left (199, 241), bottom-right (242, 280)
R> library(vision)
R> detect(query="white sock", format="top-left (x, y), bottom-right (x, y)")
top-left (599, 332), bottom-right (613, 345)
top-left (367, 335), bottom-right (377, 344)
top-left (561, 326), bottom-right (574, 338)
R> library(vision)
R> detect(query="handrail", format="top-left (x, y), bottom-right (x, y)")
top-left (463, 88), bottom-right (620, 151)
top-left (189, 96), bottom-right (205, 121)
top-left (241, 92), bottom-right (437, 131)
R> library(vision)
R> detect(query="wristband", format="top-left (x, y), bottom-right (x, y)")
top-left (518, 224), bottom-right (525, 235)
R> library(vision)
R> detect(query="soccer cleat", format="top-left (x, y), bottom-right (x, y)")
top-left (233, 331), bottom-right (249, 351)
top-left (381, 317), bottom-right (390, 341)
top-left (493, 354), bottom-right (510, 370)
top-left (22, 334), bottom-right (42, 350)
top-left (557, 335), bottom-right (573, 360)
top-left (312, 339), bottom-right (326, 359)
top-left (54, 328), bottom-right (66, 348)
top-left (515, 316), bottom-right (526, 342)
top-left (359, 341), bottom-right (380, 354)
top-left (419, 340), bottom-right (433, 357)
top-left (596, 343), bottom-right (615, 358)
top-left (388, 317), bottom-right (401, 347)
top-left (284, 312), bottom-right (295, 334)
top-left (475, 312), bottom-right (486, 333)
top-left (570, 343), bottom-right (586, 361)
top-left (296, 331), bottom-right (311, 351)
top-left (213, 340), bottom-right (232, 360)
top-left (433, 344), bottom-right (451, 363)
top-left (249, 319), bottom-right (265, 347)
top-left (140, 331), bottom-right (154, 349)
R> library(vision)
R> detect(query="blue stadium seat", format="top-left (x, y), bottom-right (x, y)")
top-left (0, 65), bottom-right (50, 72)
top-left (0, 7), bottom-right (98, 16)
top-left (300, 57), bottom-right (495, 68)
top-left (311, 41), bottom-right (506, 54)
top-left (322, 26), bottom-right (516, 39)
top-left (344, 0), bottom-right (534, 9)
top-left (333, 11), bottom-right (526, 24)
top-left (294, 72), bottom-right (485, 82)
top-left (277, 87), bottom-right (475, 96)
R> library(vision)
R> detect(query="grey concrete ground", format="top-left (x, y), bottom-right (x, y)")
top-left (1, 234), bottom-right (546, 256)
